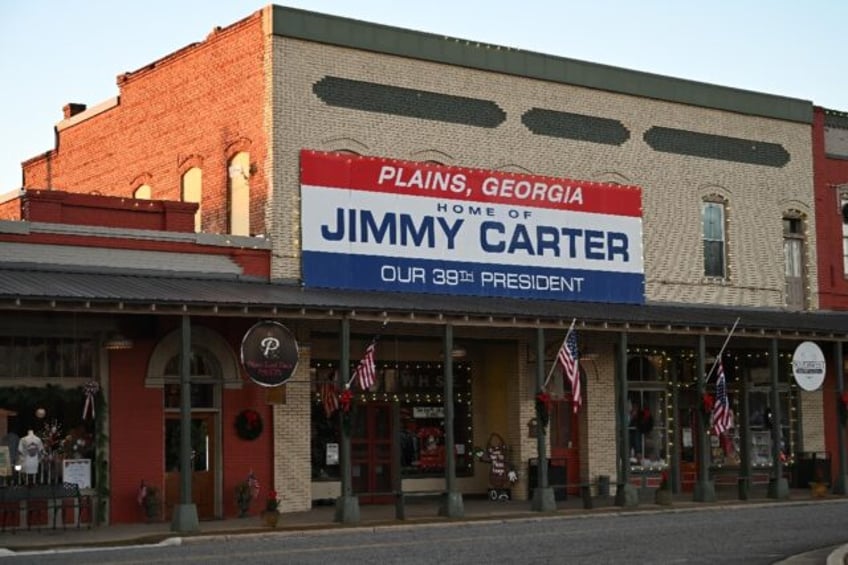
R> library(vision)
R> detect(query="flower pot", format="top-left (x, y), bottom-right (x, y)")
top-left (262, 510), bottom-right (279, 528)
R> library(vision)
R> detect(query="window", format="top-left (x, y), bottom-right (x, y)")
top-left (783, 214), bottom-right (805, 309)
top-left (181, 167), bottom-right (202, 233)
top-left (134, 184), bottom-right (152, 200)
top-left (0, 336), bottom-right (94, 380)
top-left (841, 194), bottom-right (848, 276)
top-left (310, 360), bottom-right (473, 480)
top-left (228, 152), bottom-right (250, 236)
top-left (702, 200), bottom-right (726, 278)
top-left (627, 355), bottom-right (667, 472)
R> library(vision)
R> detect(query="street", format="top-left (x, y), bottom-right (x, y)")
top-left (3, 500), bottom-right (846, 564)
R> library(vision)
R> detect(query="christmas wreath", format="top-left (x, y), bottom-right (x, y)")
top-left (235, 409), bottom-right (263, 441)
top-left (535, 391), bottom-right (552, 428)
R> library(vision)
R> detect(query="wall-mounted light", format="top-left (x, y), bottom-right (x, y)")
top-left (104, 333), bottom-right (134, 350)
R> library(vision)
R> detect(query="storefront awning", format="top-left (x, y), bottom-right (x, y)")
top-left (1, 266), bottom-right (847, 339)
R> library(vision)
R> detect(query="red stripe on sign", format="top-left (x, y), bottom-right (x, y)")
top-left (300, 150), bottom-right (642, 217)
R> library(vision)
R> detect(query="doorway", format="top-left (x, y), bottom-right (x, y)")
top-left (351, 402), bottom-right (394, 503)
top-left (164, 412), bottom-right (216, 520)
top-left (550, 398), bottom-right (580, 496)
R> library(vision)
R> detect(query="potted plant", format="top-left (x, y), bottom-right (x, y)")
top-left (262, 490), bottom-right (280, 528)
top-left (235, 470), bottom-right (260, 517)
top-left (137, 480), bottom-right (160, 522)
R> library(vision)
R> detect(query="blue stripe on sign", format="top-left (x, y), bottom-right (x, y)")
top-left (302, 252), bottom-right (644, 304)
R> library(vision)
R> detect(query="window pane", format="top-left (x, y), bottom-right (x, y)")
top-left (702, 203), bottom-right (724, 240)
top-left (704, 241), bottom-right (725, 277)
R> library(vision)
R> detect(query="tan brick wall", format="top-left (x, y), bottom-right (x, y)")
top-left (800, 389), bottom-right (825, 453)
top-left (273, 344), bottom-right (313, 512)
top-left (270, 37), bottom-right (817, 309)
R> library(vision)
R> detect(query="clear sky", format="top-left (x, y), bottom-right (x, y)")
top-left (1, 0), bottom-right (846, 194)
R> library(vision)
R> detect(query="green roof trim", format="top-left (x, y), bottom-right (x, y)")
top-left (271, 6), bottom-right (812, 124)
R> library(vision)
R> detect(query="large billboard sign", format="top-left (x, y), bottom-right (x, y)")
top-left (300, 150), bottom-right (644, 303)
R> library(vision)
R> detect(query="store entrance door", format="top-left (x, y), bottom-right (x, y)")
top-left (351, 402), bottom-right (394, 504)
top-left (164, 413), bottom-right (216, 520)
top-left (550, 398), bottom-right (580, 497)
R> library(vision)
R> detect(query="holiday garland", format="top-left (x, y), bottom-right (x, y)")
top-left (235, 409), bottom-right (264, 441)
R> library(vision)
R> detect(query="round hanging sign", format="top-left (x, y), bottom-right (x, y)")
top-left (791, 341), bottom-right (826, 392)
top-left (240, 321), bottom-right (299, 387)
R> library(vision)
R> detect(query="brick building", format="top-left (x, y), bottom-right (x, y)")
top-left (5, 5), bottom-right (848, 525)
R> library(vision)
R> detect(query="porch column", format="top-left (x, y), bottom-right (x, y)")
top-left (615, 331), bottom-right (637, 506)
top-left (738, 362), bottom-right (751, 499)
top-left (171, 315), bottom-right (199, 533)
top-left (694, 334), bottom-right (716, 502)
top-left (767, 337), bottom-right (789, 499)
top-left (834, 341), bottom-right (848, 494)
top-left (335, 316), bottom-right (360, 523)
top-left (439, 323), bottom-right (464, 517)
top-left (670, 356), bottom-right (680, 493)
top-left (532, 327), bottom-right (556, 511)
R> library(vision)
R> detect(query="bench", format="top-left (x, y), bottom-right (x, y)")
top-left (1, 483), bottom-right (91, 531)
top-left (394, 490), bottom-right (444, 520)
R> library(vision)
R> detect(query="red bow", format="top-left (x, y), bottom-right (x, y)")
top-left (340, 389), bottom-right (353, 413)
top-left (536, 391), bottom-right (552, 412)
top-left (702, 393), bottom-right (715, 412)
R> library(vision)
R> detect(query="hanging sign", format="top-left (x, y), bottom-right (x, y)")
top-left (792, 341), bottom-right (826, 391)
top-left (240, 321), bottom-right (299, 387)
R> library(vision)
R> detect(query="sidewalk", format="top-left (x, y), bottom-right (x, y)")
top-left (0, 488), bottom-right (843, 554)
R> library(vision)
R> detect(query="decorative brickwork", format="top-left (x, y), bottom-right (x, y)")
top-left (644, 126), bottom-right (791, 167)
top-left (522, 108), bottom-right (630, 146)
top-left (312, 76), bottom-right (506, 128)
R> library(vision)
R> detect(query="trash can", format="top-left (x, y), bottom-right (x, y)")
top-left (597, 475), bottom-right (610, 497)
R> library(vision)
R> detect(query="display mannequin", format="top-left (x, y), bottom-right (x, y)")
top-left (18, 430), bottom-right (43, 482)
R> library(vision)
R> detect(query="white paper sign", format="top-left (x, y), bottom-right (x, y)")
top-left (62, 458), bottom-right (91, 488)
top-left (326, 443), bottom-right (339, 466)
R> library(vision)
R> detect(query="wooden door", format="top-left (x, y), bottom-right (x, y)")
top-left (351, 402), bottom-right (394, 504)
top-left (164, 413), bottom-right (216, 520)
top-left (550, 398), bottom-right (580, 496)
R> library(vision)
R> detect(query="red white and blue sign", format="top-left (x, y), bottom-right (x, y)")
top-left (300, 150), bottom-right (644, 303)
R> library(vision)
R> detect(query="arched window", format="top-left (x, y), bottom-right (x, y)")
top-left (134, 184), bottom-right (152, 200)
top-left (702, 197), bottom-right (727, 278)
top-left (783, 211), bottom-right (806, 310)
top-left (181, 167), bottom-right (202, 232)
top-left (228, 152), bottom-right (250, 236)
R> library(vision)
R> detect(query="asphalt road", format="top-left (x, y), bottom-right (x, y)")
top-left (4, 501), bottom-right (847, 564)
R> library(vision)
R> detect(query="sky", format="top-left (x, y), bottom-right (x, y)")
top-left (1, 0), bottom-right (847, 194)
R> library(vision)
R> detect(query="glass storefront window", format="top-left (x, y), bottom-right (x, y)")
top-left (310, 360), bottom-right (473, 481)
top-left (0, 336), bottom-right (94, 380)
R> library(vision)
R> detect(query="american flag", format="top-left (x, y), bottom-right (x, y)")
top-left (557, 331), bottom-right (581, 413)
top-left (710, 359), bottom-right (734, 434)
top-left (353, 339), bottom-right (377, 391)
top-left (320, 376), bottom-right (339, 418)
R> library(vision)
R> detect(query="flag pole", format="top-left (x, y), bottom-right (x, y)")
top-left (704, 317), bottom-right (741, 384)
top-left (346, 321), bottom-right (388, 389)
top-left (543, 318), bottom-right (576, 389)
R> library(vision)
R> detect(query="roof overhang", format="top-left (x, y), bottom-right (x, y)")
top-left (1, 267), bottom-right (847, 340)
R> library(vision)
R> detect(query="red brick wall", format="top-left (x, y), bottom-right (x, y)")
top-left (108, 318), bottom-right (275, 524)
top-left (22, 11), bottom-right (268, 236)
top-left (20, 189), bottom-right (197, 232)
top-left (813, 107), bottom-right (848, 309)
top-left (109, 343), bottom-right (164, 524)
top-left (0, 197), bottom-right (20, 220)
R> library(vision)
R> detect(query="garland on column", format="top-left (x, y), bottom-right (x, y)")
top-left (535, 390), bottom-right (551, 429)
